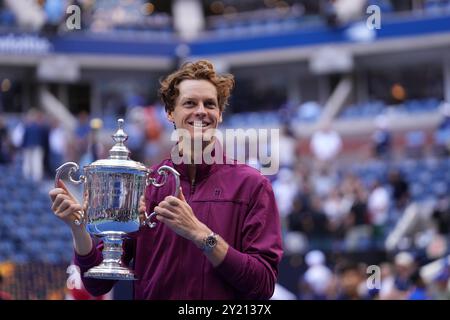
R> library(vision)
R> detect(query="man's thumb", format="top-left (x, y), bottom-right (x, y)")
top-left (177, 187), bottom-right (186, 201)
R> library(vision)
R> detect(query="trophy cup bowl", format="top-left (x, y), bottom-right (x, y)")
top-left (54, 119), bottom-right (180, 280)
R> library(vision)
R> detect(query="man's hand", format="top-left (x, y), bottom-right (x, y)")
top-left (49, 180), bottom-right (92, 256)
top-left (49, 180), bottom-right (84, 228)
top-left (154, 187), bottom-right (210, 243)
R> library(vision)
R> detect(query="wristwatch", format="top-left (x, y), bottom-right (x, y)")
top-left (201, 232), bottom-right (218, 252)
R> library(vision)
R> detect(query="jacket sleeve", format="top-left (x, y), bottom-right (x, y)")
top-left (74, 236), bottom-right (136, 297)
top-left (214, 178), bottom-right (283, 299)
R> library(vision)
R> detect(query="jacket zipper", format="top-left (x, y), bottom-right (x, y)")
top-left (190, 167), bottom-right (197, 196)
top-left (190, 178), bottom-right (196, 196)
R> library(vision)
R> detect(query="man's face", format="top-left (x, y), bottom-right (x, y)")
top-left (340, 270), bottom-right (362, 296)
top-left (167, 79), bottom-right (222, 142)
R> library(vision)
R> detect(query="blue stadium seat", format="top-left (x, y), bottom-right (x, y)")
top-left (40, 252), bottom-right (61, 264)
top-left (9, 252), bottom-right (30, 264)
top-left (432, 181), bottom-right (447, 196)
top-left (0, 240), bottom-right (15, 257)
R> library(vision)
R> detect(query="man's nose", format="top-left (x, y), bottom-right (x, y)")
top-left (195, 103), bottom-right (207, 115)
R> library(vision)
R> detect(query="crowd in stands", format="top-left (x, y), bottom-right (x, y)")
top-left (1, 0), bottom-right (450, 38)
top-left (0, 104), bottom-right (171, 183)
top-left (0, 0), bottom-right (173, 36)
top-left (294, 249), bottom-right (450, 300)
top-left (205, 0), bottom-right (450, 36)
top-left (339, 98), bottom-right (442, 119)
top-left (270, 100), bottom-right (450, 299)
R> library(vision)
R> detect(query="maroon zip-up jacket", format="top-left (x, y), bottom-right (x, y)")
top-left (74, 156), bottom-right (283, 300)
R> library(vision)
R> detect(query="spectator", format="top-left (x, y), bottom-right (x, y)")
top-left (368, 180), bottom-right (390, 239)
top-left (372, 116), bottom-right (392, 159)
top-left (0, 116), bottom-right (12, 164)
top-left (347, 187), bottom-right (369, 228)
top-left (21, 108), bottom-right (48, 182)
top-left (273, 168), bottom-right (299, 231)
top-left (308, 196), bottom-right (332, 246)
top-left (311, 166), bottom-right (338, 197)
top-left (405, 130), bottom-right (426, 159)
top-left (73, 111), bottom-right (91, 162)
top-left (278, 125), bottom-right (297, 169)
top-left (310, 122), bottom-right (342, 168)
top-left (434, 102), bottom-right (450, 157)
top-left (388, 169), bottom-right (410, 210)
top-left (299, 250), bottom-right (333, 300)
top-left (427, 265), bottom-right (450, 300)
top-left (432, 195), bottom-right (450, 236)
top-left (407, 271), bottom-right (429, 300)
top-left (334, 260), bottom-right (371, 300)
top-left (288, 197), bottom-right (309, 233)
top-left (323, 188), bottom-right (351, 240)
top-left (297, 101), bottom-right (321, 122)
top-left (390, 252), bottom-right (416, 299)
top-left (143, 105), bottom-right (165, 165)
top-left (125, 107), bottom-right (146, 163)
top-left (79, 118), bottom-right (105, 168)
top-left (48, 118), bottom-right (68, 174)
top-left (378, 262), bottom-right (397, 300)
top-left (43, 0), bottom-right (69, 33)
top-left (344, 188), bottom-right (371, 250)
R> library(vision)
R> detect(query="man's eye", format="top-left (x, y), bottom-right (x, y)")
top-left (184, 101), bottom-right (195, 106)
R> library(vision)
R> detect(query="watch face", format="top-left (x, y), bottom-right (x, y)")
top-left (206, 235), bottom-right (217, 248)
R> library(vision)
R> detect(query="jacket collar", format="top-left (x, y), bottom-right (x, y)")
top-left (170, 140), bottom-right (228, 183)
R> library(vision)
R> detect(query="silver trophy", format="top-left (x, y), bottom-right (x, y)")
top-left (55, 119), bottom-right (180, 280)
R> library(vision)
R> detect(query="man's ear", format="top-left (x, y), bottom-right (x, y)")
top-left (218, 111), bottom-right (223, 123)
top-left (167, 110), bottom-right (174, 122)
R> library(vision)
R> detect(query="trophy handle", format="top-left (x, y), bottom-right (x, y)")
top-left (143, 165), bottom-right (180, 228)
top-left (54, 162), bottom-right (86, 226)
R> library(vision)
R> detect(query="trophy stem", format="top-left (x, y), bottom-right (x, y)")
top-left (84, 231), bottom-right (136, 280)
top-left (102, 232), bottom-right (125, 265)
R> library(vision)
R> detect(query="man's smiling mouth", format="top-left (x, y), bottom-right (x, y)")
top-left (188, 120), bottom-right (211, 128)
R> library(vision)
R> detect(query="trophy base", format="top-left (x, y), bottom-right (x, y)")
top-left (84, 265), bottom-right (136, 281)
top-left (83, 231), bottom-right (136, 280)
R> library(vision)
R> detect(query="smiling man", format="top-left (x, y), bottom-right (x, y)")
top-left (49, 60), bottom-right (283, 300)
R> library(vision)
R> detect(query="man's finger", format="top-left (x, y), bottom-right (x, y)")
top-left (51, 194), bottom-right (70, 212)
top-left (154, 206), bottom-right (175, 219)
top-left (57, 179), bottom-right (77, 202)
top-left (49, 188), bottom-right (66, 202)
top-left (60, 207), bottom-right (82, 221)
top-left (165, 196), bottom-right (180, 206)
top-left (55, 199), bottom-right (72, 214)
top-left (156, 215), bottom-right (167, 223)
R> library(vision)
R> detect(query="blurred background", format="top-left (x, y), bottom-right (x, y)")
top-left (0, 0), bottom-right (450, 300)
